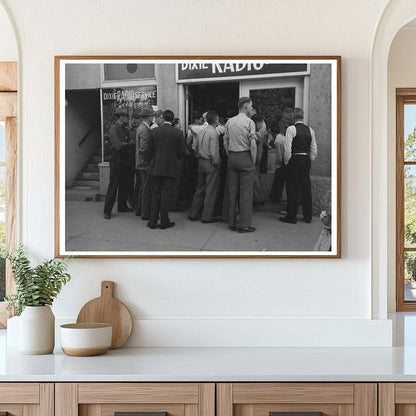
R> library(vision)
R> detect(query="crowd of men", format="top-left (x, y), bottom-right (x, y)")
top-left (103, 97), bottom-right (318, 233)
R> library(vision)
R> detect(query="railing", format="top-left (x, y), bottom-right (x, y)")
top-left (78, 121), bottom-right (99, 147)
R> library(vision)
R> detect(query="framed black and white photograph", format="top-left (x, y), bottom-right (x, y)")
top-left (55, 56), bottom-right (341, 258)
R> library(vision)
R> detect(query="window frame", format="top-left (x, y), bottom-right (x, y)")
top-left (0, 62), bottom-right (17, 327)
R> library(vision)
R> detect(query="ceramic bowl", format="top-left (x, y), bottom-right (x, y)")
top-left (60, 323), bottom-right (112, 356)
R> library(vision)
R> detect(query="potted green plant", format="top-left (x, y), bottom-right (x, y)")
top-left (4, 246), bottom-right (71, 354)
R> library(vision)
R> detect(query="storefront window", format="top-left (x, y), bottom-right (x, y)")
top-left (103, 63), bottom-right (155, 81)
top-left (249, 87), bottom-right (295, 129)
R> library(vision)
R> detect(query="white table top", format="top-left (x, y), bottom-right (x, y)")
top-left (3, 313), bottom-right (416, 382)
top-left (3, 345), bottom-right (416, 382)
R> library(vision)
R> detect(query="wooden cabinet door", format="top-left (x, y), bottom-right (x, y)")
top-left (0, 383), bottom-right (53, 416)
top-left (55, 383), bottom-right (215, 416)
top-left (217, 383), bottom-right (377, 416)
top-left (378, 383), bottom-right (416, 416)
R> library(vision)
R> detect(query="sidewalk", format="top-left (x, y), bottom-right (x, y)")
top-left (65, 200), bottom-right (324, 253)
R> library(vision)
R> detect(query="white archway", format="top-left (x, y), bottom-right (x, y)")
top-left (371, 0), bottom-right (416, 319)
top-left (0, 1), bottom-right (18, 61)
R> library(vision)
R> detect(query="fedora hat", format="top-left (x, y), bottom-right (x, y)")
top-left (139, 105), bottom-right (156, 117)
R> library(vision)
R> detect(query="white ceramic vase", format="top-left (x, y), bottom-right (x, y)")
top-left (19, 306), bottom-right (55, 354)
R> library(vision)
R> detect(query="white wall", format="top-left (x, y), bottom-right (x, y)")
top-left (0, 3), bottom-right (16, 61)
top-left (387, 26), bottom-right (416, 312)
top-left (0, 0), bottom-right (394, 347)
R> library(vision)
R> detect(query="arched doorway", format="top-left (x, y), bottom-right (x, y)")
top-left (371, 1), bottom-right (416, 319)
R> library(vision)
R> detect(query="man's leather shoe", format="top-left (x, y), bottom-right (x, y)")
top-left (118, 207), bottom-right (133, 212)
top-left (238, 226), bottom-right (256, 233)
top-left (228, 225), bottom-right (237, 231)
top-left (201, 219), bottom-right (218, 223)
top-left (147, 222), bottom-right (157, 230)
top-left (188, 216), bottom-right (198, 221)
top-left (279, 217), bottom-right (297, 224)
top-left (141, 216), bottom-right (150, 221)
top-left (104, 213), bottom-right (111, 219)
top-left (161, 221), bottom-right (175, 230)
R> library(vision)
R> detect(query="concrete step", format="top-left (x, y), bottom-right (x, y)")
top-left (90, 155), bottom-right (103, 164)
top-left (86, 164), bottom-right (99, 172)
top-left (77, 171), bottom-right (99, 180)
top-left (65, 186), bottom-right (101, 202)
top-left (73, 178), bottom-right (100, 187)
top-left (90, 155), bottom-right (111, 164)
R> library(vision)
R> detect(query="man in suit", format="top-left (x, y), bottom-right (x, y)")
top-left (135, 105), bottom-right (155, 220)
top-left (147, 110), bottom-right (185, 230)
top-left (103, 108), bottom-right (133, 219)
top-left (279, 107), bottom-right (318, 224)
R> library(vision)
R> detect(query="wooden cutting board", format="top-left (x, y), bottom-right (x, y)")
top-left (76, 281), bottom-right (133, 349)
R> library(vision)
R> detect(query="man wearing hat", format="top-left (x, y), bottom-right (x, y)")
top-left (135, 105), bottom-right (156, 220)
top-left (128, 111), bottom-right (141, 208)
top-left (103, 107), bottom-right (133, 219)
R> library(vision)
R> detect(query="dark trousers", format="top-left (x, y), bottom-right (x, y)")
top-left (169, 159), bottom-right (184, 210)
top-left (269, 166), bottom-right (287, 203)
top-left (214, 153), bottom-right (228, 217)
top-left (227, 151), bottom-right (255, 229)
top-left (136, 169), bottom-right (151, 218)
top-left (190, 159), bottom-right (220, 221)
top-left (221, 172), bottom-right (230, 222)
top-left (133, 169), bottom-right (141, 208)
top-left (127, 151), bottom-right (136, 206)
top-left (103, 152), bottom-right (129, 215)
top-left (286, 155), bottom-right (312, 222)
top-left (149, 175), bottom-right (175, 227)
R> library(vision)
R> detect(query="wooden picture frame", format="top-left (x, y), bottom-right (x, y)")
top-left (55, 56), bottom-right (341, 258)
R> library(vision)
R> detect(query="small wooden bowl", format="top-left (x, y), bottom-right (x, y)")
top-left (60, 323), bottom-right (112, 357)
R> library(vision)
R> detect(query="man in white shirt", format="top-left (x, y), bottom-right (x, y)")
top-left (223, 97), bottom-right (257, 233)
top-left (280, 108), bottom-right (318, 224)
top-left (189, 111), bottom-right (226, 153)
top-left (189, 111), bottom-right (221, 223)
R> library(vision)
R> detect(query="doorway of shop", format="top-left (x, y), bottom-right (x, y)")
top-left (187, 82), bottom-right (239, 123)
top-left (181, 82), bottom-right (239, 204)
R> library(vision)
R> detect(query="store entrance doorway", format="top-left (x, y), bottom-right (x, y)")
top-left (188, 82), bottom-right (239, 123)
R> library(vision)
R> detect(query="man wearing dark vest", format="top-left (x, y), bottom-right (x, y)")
top-left (279, 108), bottom-right (317, 224)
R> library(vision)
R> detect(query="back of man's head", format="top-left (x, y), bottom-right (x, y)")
top-left (206, 111), bottom-right (218, 126)
top-left (162, 110), bottom-right (174, 123)
top-left (293, 108), bottom-right (304, 122)
top-left (238, 97), bottom-right (252, 110)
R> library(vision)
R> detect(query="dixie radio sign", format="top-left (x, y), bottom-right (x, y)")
top-left (176, 62), bottom-right (309, 83)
